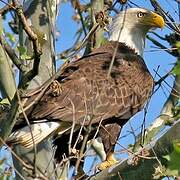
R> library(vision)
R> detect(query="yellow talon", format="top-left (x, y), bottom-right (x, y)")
top-left (98, 153), bottom-right (118, 170)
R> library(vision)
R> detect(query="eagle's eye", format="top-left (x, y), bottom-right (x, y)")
top-left (137, 11), bottom-right (145, 18)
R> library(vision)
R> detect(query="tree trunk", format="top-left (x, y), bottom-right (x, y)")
top-left (12, 0), bottom-right (59, 179)
top-left (0, 16), bottom-right (16, 101)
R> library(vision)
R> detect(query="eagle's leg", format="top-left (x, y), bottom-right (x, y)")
top-left (97, 122), bottom-right (122, 170)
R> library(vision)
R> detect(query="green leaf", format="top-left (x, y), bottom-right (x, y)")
top-left (0, 98), bottom-right (10, 105)
top-left (176, 41), bottom-right (180, 55)
top-left (173, 140), bottom-right (180, 154)
top-left (176, 41), bottom-right (180, 49)
top-left (17, 46), bottom-right (32, 60)
top-left (17, 46), bottom-right (26, 55)
top-left (0, 158), bottom-right (6, 166)
top-left (163, 140), bottom-right (180, 176)
top-left (5, 32), bottom-right (16, 45)
top-left (172, 60), bottom-right (180, 75)
top-left (20, 54), bottom-right (32, 60)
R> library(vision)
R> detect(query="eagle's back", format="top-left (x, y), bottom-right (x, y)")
top-left (23, 41), bottom-right (153, 125)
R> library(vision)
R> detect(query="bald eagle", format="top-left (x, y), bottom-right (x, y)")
top-left (9, 8), bottom-right (164, 169)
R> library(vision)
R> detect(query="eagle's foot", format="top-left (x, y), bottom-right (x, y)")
top-left (98, 153), bottom-right (118, 170)
top-left (50, 80), bottom-right (62, 96)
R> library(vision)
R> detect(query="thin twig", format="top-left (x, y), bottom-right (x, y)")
top-left (16, 90), bottom-right (37, 176)
top-left (145, 47), bottom-right (178, 53)
top-left (76, 1), bottom-right (87, 36)
top-left (0, 137), bottom-right (34, 171)
top-left (68, 98), bottom-right (76, 155)
top-left (0, 35), bottom-right (27, 72)
top-left (13, 166), bottom-right (26, 180)
top-left (150, 144), bottom-right (163, 169)
top-left (100, 124), bottom-right (157, 160)
top-left (20, 61), bottom-right (69, 113)
top-left (153, 70), bottom-right (180, 98)
top-left (74, 112), bottom-right (95, 176)
top-left (68, 22), bottom-right (100, 58)
top-left (147, 35), bottom-right (176, 56)
top-left (128, 121), bottom-right (137, 146)
top-left (0, 0), bottom-right (15, 8)
top-left (107, 6), bottom-right (127, 77)
top-left (140, 89), bottom-right (152, 147)
top-left (11, 0), bottom-right (42, 85)
top-left (73, 92), bottom-right (88, 150)
top-left (149, 31), bottom-right (167, 41)
top-left (150, 0), bottom-right (180, 34)
top-left (0, 3), bottom-right (13, 15)
top-left (155, 71), bottom-right (172, 86)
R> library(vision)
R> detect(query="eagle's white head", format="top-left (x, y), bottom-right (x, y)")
top-left (109, 8), bottom-right (165, 57)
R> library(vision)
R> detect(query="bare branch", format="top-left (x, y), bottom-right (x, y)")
top-left (90, 121), bottom-right (180, 180)
top-left (0, 34), bottom-right (27, 72)
top-left (147, 35), bottom-right (176, 56)
top-left (0, 3), bottom-right (13, 15)
top-left (11, 0), bottom-right (42, 85)
top-left (0, 136), bottom-right (34, 171)
top-left (150, 0), bottom-right (180, 34)
top-left (16, 90), bottom-right (37, 176)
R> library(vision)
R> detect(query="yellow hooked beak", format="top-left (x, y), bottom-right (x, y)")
top-left (143, 12), bottom-right (165, 29)
top-left (150, 12), bottom-right (165, 28)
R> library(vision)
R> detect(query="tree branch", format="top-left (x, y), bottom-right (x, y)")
top-left (150, 0), bottom-right (180, 34)
top-left (90, 121), bottom-right (180, 180)
top-left (0, 33), bottom-right (28, 72)
top-left (11, 0), bottom-right (42, 86)
top-left (147, 35), bottom-right (176, 56)
top-left (0, 3), bottom-right (13, 15)
top-left (0, 16), bottom-right (16, 101)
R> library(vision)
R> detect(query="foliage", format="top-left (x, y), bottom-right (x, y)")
top-left (153, 140), bottom-right (180, 179)
top-left (17, 46), bottom-right (32, 60)
top-left (172, 42), bottom-right (180, 75)
top-left (163, 140), bottom-right (180, 177)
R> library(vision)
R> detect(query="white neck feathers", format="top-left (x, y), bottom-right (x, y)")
top-left (109, 16), bottom-right (146, 57)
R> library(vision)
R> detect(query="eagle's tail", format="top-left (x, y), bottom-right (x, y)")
top-left (7, 122), bottom-right (71, 148)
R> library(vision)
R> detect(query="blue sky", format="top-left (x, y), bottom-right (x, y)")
top-left (0, 0), bottom-right (179, 178)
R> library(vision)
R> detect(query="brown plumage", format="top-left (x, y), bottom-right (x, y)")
top-left (26, 41), bottom-right (153, 122)
top-left (8, 7), bottom-right (165, 171)
top-left (13, 41), bottom-right (153, 163)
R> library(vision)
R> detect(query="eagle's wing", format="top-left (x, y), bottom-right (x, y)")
top-left (26, 42), bottom-right (153, 125)
top-left (10, 41), bottom-right (153, 148)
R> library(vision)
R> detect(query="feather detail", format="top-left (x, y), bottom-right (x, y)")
top-left (8, 122), bottom-right (71, 148)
